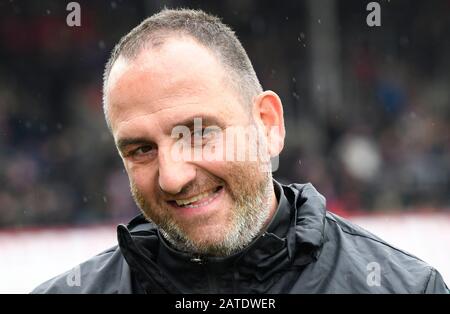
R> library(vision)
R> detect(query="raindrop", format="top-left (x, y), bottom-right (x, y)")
top-left (98, 40), bottom-right (105, 49)
top-left (292, 77), bottom-right (297, 83)
top-left (103, 196), bottom-right (107, 203)
top-left (83, 196), bottom-right (88, 203)
top-left (46, 9), bottom-right (51, 15)
top-left (318, 19), bottom-right (321, 24)
top-left (111, 1), bottom-right (117, 9)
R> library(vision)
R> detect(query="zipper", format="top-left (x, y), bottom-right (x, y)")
top-left (190, 256), bottom-right (203, 264)
top-left (206, 262), bottom-right (218, 293)
top-left (190, 256), bottom-right (218, 293)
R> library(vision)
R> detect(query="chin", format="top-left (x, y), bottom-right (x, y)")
top-left (187, 229), bottom-right (228, 248)
top-left (183, 229), bottom-right (235, 255)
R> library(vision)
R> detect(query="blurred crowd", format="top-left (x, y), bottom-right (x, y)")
top-left (0, 0), bottom-right (449, 228)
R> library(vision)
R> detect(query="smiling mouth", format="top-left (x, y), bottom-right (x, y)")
top-left (169, 186), bottom-right (223, 209)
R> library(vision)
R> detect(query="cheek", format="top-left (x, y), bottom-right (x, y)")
top-left (203, 127), bottom-right (269, 164)
top-left (126, 164), bottom-right (157, 194)
top-left (196, 160), bottom-right (260, 187)
top-left (195, 160), bottom-right (230, 180)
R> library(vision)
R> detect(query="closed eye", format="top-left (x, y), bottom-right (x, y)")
top-left (133, 145), bottom-right (153, 154)
top-left (126, 145), bottom-right (156, 160)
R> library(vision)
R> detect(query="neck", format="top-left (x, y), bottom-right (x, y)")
top-left (259, 186), bottom-right (279, 233)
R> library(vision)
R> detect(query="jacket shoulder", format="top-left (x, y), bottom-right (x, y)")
top-left (323, 212), bottom-right (449, 293)
top-left (30, 245), bottom-right (131, 294)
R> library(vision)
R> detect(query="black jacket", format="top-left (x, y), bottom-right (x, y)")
top-left (32, 182), bottom-right (449, 293)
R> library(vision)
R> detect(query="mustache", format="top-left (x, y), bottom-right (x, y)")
top-left (158, 174), bottom-right (225, 200)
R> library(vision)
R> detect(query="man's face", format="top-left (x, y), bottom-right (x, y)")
top-left (106, 36), bottom-right (274, 256)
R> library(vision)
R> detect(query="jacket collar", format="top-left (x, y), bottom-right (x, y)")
top-left (117, 180), bottom-right (327, 293)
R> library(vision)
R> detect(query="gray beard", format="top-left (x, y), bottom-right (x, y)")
top-left (140, 171), bottom-right (274, 257)
top-left (160, 175), bottom-right (273, 257)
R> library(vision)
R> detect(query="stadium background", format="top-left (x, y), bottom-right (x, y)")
top-left (0, 0), bottom-right (449, 292)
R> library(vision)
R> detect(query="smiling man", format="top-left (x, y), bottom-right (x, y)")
top-left (32, 9), bottom-right (448, 294)
top-left (106, 31), bottom-right (281, 258)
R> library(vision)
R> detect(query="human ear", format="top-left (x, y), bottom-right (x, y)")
top-left (252, 90), bottom-right (286, 157)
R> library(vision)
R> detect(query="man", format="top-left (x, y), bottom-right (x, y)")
top-left (33, 9), bottom-right (448, 293)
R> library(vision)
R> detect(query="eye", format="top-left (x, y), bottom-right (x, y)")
top-left (203, 128), bottom-right (216, 137)
top-left (128, 145), bottom-right (156, 159)
top-left (192, 127), bottom-right (222, 145)
top-left (191, 128), bottom-right (208, 145)
top-left (192, 129), bottom-right (204, 139)
top-left (203, 127), bottom-right (222, 141)
top-left (135, 145), bottom-right (153, 154)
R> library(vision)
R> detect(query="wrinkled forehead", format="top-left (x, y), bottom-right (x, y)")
top-left (105, 38), bottom-right (250, 137)
top-left (104, 37), bottom-right (246, 133)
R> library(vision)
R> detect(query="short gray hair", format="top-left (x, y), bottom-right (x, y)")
top-left (102, 8), bottom-right (263, 130)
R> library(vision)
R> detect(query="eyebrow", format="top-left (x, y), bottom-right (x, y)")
top-left (115, 114), bottom-right (228, 152)
top-left (172, 115), bottom-right (227, 131)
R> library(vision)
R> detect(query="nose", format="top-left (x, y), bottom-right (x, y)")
top-left (157, 147), bottom-right (197, 195)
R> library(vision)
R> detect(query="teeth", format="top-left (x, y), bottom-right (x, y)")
top-left (175, 191), bottom-right (214, 206)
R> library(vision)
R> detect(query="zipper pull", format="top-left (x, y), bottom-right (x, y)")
top-left (190, 256), bottom-right (204, 264)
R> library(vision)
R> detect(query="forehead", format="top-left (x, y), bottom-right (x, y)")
top-left (106, 36), bottom-right (246, 138)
